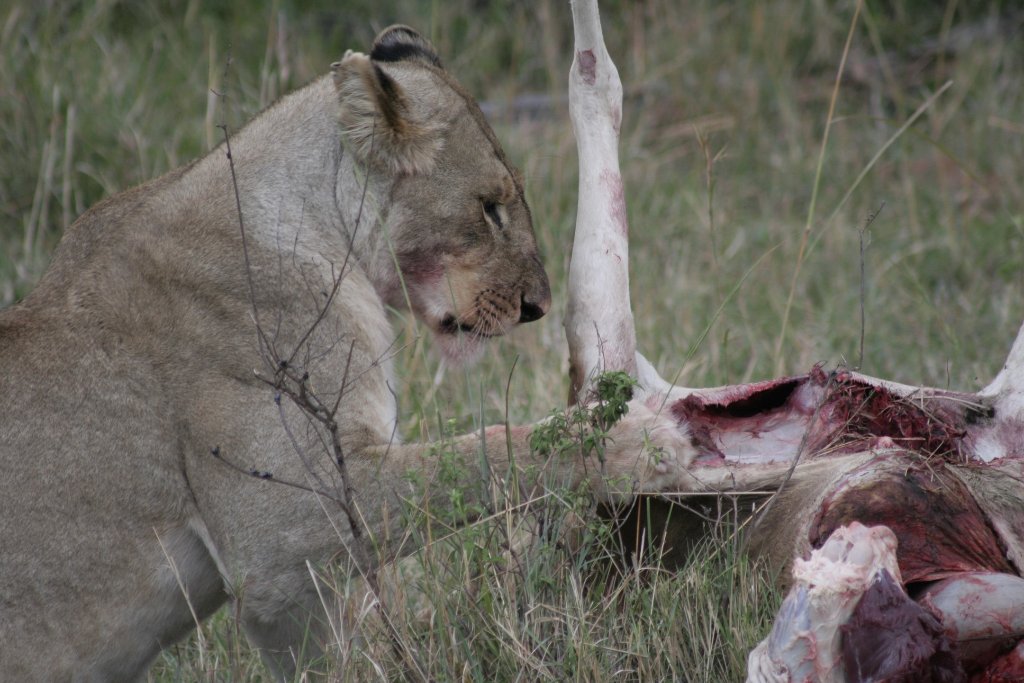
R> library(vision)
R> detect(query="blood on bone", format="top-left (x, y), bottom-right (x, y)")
top-left (813, 366), bottom-right (970, 459)
top-left (671, 374), bottom-right (825, 461)
top-left (873, 436), bottom-right (896, 449)
top-left (576, 49), bottom-right (597, 85)
top-left (973, 415), bottom-right (1024, 463)
top-left (600, 169), bottom-right (628, 238)
top-left (839, 569), bottom-right (964, 683)
top-left (667, 365), bottom-right (1024, 677)
top-left (750, 523), bottom-right (908, 682)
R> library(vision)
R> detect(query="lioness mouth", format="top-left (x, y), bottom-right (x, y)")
top-left (438, 315), bottom-right (500, 338)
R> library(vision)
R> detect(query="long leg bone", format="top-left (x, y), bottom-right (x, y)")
top-left (565, 0), bottom-right (637, 400)
top-left (566, 0), bottom-right (687, 401)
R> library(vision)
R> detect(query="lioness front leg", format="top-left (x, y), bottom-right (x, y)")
top-left (225, 398), bottom-right (694, 678)
top-left (353, 398), bottom-right (696, 538)
top-left (583, 400), bottom-right (698, 497)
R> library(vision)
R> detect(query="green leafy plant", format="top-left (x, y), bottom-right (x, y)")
top-left (529, 370), bottom-right (638, 464)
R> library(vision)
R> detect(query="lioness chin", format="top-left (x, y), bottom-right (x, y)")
top-left (0, 25), bottom-right (693, 681)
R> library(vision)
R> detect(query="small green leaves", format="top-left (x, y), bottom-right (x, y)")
top-left (529, 371), bottom-right (638, 461)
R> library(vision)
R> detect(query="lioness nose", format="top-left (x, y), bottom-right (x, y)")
top-left (519, 294), bottom-right (549, 323)
top-left (519, 255), bottom-right (551, 324)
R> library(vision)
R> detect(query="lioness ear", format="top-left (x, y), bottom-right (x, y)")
top-left (332, 48), bottom-right (442, 175)
top-left (370, 25), bottom-right (443, 69)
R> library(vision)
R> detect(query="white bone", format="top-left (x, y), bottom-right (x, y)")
top-left (565, 0), bottom-right (639, 399)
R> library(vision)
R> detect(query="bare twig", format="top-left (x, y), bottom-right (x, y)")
top-left (285, 125), bottom-right (372, 370)
top-left (210, 445), bottom-right (344, 505)
top-left (217, 124), bottom-right (274, 364)
top-left (212, 84), bottom-right (427, 679)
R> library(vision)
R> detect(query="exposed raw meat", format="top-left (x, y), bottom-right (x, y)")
top-left (746, 523), bottom-right (964, 683)
top-left (840, 569), bottom-right (962, 683)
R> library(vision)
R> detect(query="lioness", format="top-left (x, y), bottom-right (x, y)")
top-left (0, 26), bottom-right (692, 680)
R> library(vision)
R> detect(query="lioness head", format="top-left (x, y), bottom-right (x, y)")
top-left (332, 26), bottom-right (551, 364)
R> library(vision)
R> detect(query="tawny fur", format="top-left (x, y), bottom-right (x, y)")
top-left (0, 26), bottom-right (693, 681)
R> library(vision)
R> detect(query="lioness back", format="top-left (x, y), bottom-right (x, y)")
top-left (0, 167), bottom-right (233, 679)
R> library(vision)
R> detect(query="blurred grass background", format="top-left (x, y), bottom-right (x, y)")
top-left (2, 0), bottom-right (1023, 680)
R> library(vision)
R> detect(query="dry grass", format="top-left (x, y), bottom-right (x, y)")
top-left (3, 0), bottom-right (1023, 680)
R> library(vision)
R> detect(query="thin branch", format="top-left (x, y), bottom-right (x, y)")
top-left (217, 124), bottom-right (275, 364)
top-left (330, 340), bottom-right (358, 419)
top-left (274, 390), bottom-right (334, 496)
top-left (212, 82), bottom-right (426, 677)
top-left (284, 122), bottom-right (375, 369)
top-left (210, 445), bottom-right (346, 507)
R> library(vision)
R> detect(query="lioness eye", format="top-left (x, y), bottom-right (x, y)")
top-left (483, 200), bottom-right (503, 228)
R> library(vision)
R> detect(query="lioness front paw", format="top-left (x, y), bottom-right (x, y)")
top-left (597, 400), bottom-right (696, 498)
